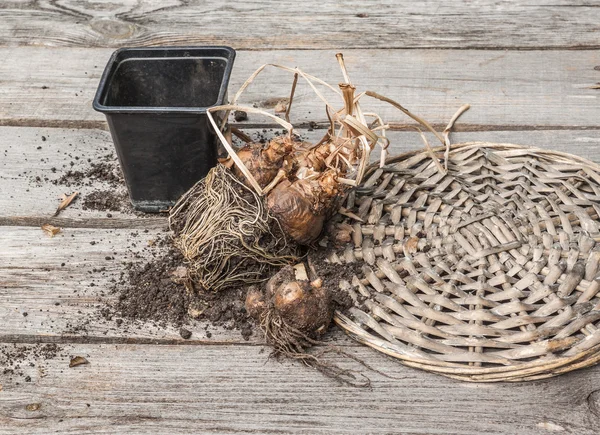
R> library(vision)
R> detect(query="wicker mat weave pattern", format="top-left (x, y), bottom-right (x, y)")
top-left (331, 142), bottom-right (600, 381)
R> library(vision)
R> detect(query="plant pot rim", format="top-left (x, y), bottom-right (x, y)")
top-left (92, 45), bottom-right (236, 115)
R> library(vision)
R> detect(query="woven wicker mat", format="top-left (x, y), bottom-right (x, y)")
top-left (330, 142), bottom-right (600, 382)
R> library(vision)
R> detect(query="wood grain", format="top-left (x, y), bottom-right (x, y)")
top-left (0, 225), bottom-right (261, 344)
top-left (0, 343), bottom-right (598, 435)
top-left (1, 1), bottom-right (600, 50)
top-left (0, 223), bottom-right (353, 345)
top-left (2, 3), bottom-right (599, 432)
top-left (1, 48), bottom-right (599, 129)
top-left (3, 127), bottom-right (600, 220)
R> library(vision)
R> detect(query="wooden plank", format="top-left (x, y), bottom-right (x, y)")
top-left (0, 126), bottom-right (150, 220)
top-left (1, 1), bottom-right (600, 50)
top-left (0, 226), bottom-right (255, 344)
top-left (2, 126), bottom-right (600, 220)
top-left (0, 343), bottom-right (598, 434)
top-left (1, 48), bottom-right (599, 129)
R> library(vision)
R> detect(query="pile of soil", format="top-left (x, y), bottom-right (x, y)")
top-left (106, 236), bottom-right (359, 343)
top-left (109, 237), bottom-right (255, 340)
top-left (52, 157), bottom-right (124, 189)
top-left (308, 248), bottom-right (360, 311)
top-left (51, 153), bottom-right (136, 214)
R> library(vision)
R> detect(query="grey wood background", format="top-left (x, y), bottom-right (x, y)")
top-left (1, 1), bottom-right (600, 434)
top-left (1, 1), bottom-right (599, 49)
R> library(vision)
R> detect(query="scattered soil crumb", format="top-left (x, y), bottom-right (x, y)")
top-left (50, 153), bottom-right (145, 215)
top-left (107, 237), bottom-right (255, 340)
top-left (179, 328), bottom-right (192, 339)
top-left (0, 343), bottom-right (63, 382)
top-left (53, 156), bottom-right (123, 188)
top-left (234, 110), bottom-right (248, 122)
top-left (82, 190), bottom-right (128, 212)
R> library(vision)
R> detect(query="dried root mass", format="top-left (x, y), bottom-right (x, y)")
top-left (169, 165), bottom-right (297, 291)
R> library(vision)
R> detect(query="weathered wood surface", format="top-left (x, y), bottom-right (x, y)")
top-left (0, 226), bottom-right (258, 343)
top-left (1, 343), bottom-right (599, 435)
top-left (1, 0), bottom-right (600, 50)
top-left (1, 48), bottom-right (599, 129)
top-left (0, 224), bottom-right (356, 345)
top-left (3, 127), bottom-right (600, 220)
top-left (1, 4), bottom-right (600, 433)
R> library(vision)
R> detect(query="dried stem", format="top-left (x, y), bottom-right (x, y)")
top-left (285, 73), bottom-right (299, 127)
top-left (417, 129), bottom-right (446, 175)
top-left (364, 90), bottom-right (446, 144)
top-left (207, 104), bottom-right (293, 196)
top-left (443, 104), bottom-right (470, 170)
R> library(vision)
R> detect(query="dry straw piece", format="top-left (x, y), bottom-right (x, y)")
top-left (331, 142), bottom-right (600, 382)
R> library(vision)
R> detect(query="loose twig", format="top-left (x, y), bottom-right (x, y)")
top-left (364, 90), bottom-right (446, 144)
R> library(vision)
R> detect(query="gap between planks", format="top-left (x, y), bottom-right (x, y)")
top-left (4, 119), bottom-right (600, 132)
top-left (0, 216), bottom-right (167, 230)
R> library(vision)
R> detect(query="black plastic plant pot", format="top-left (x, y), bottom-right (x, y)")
top-left (93, 46), bottom-right (236, 212)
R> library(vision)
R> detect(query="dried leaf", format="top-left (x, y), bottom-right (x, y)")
top-left (54, 192), bottom-right (78, 217)
top-left (69, 356), bottom-right (89, 368)
top-left (41, 223), bottom-right (61, 237)
top-left (274, 100), bottom-right (288, 113)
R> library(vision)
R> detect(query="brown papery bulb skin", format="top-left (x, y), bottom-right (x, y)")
top-left (266, 178), bottom-right (325, 245)
top-left (273, 280), bottom-right (332, 338)
top-left (245, 286), bottom-right (267, 319)
top-left (234, 136), bottom-right (294, 188)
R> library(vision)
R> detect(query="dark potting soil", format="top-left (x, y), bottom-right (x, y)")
top-left (53, 159), bottom-right (124, 189)
top-left (308, 248), bottom-right (361, 311)
top-left (51, 153), bottom-right (140, 214)
top-left (109, 237), bottom-right (255, 340)
top-left (82, 190), bottom-right (129, 212)
top-left (233, 110), bottom-right (248, 122)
